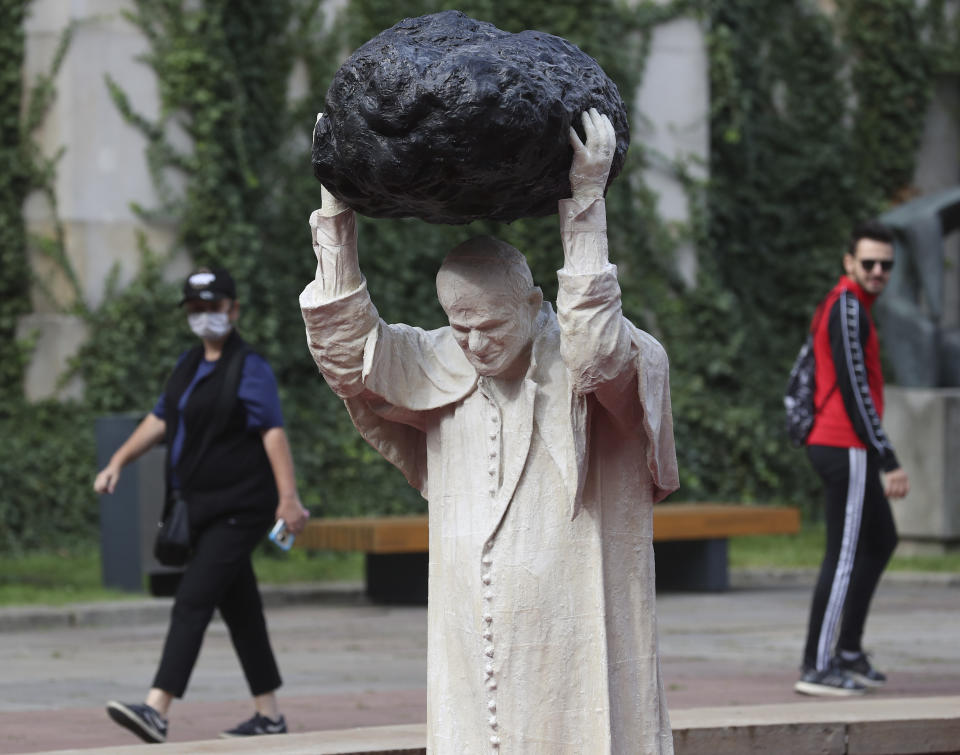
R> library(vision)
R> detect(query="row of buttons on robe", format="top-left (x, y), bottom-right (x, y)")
top-left (479, 378), bottom-right (501, 499)
top-left (478, 379), bottom-right (501, 749)
top-left (482, 547), bottom-right (499, 750)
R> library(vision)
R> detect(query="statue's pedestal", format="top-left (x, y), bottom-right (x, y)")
top-left (885, 387), bottom-right (960, 555)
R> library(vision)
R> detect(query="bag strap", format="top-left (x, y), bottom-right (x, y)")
top-left (174, 343), bottom-right (251, 491)
top-left (816, 382), bottom-right (838, 413)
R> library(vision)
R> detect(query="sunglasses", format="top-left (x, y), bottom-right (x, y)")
top-left (860, 258), bottom-right (894, 273)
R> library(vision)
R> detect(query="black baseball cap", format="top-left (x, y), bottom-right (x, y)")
top-left (180, 267), bottom-right (236, 305)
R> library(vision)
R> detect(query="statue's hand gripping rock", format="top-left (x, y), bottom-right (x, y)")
top-left (312, 114), bottom-right (348, 220)
top-left (568, 107), bottom-right (617, 204)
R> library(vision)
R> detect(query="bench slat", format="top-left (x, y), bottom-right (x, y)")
top-left (653, 503), bottom-right (801, 541)
top-left (296, 516), bottom-right (429, 553)
top-left (295, 504), bottom-right (800, 554)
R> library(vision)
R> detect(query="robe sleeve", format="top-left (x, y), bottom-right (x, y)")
top-left (632, 327), bottom-right (680, 503)
top-left (556, 198), bottom-right (636, 393)
top-left (299, 209), bottom-right (379, 399)
top-left (555, 198), bottom-right (679, 503)
top-left (299, 209), bottom-right (476, 495)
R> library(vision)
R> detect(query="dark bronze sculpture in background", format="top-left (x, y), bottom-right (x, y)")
top-left (877, 187), bottom-right (960, 387)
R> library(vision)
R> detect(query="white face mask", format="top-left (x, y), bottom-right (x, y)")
top-left (188, 311), bottom-right (233, 340)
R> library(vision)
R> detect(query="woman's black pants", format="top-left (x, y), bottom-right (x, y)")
top-left (152, 515), bottom-right (281, 698)
top-left (802, 445), bottom-right (898, 672)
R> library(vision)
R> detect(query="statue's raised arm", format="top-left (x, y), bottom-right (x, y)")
top-left (560, 110), bottom-right (617, 277)
top-left (305, 114), bottom-right (363, 302)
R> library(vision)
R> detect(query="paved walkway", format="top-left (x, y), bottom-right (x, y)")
top-left (0, 571), bottom-right (957, 753)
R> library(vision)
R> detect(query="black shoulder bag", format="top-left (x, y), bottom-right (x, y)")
top-left (154, 344), bottom-right (250, 566)
top-left (784, 302), bottom-right (836, 447)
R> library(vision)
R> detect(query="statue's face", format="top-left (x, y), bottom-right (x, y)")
top-left (439, 275), bottom-right (541, 379)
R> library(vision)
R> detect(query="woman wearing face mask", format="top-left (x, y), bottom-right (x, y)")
top-left (94, 266), bottom-right (309, 744)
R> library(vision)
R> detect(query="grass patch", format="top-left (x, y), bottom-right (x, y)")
top-left (889, 551), bottom-right (960, 573)
top-left (0, 546), bottom-right (138, 605)
top-left (730, 523), bottom-right (960, 572)
top-left (253, 547), bottom-right (363, 584)
top-left (729, 525), bottom-right (825, 569)
top-left (3, 524), bottom-right (955, 607)
top-left (0, 544), bottom-right (362, 607)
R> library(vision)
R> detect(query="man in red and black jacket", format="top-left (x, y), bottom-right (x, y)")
top-left (795, 221), bottom-right (910, 697)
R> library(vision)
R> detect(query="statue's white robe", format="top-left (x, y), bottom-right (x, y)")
top-left (301, 200), bottom-right (679, 754)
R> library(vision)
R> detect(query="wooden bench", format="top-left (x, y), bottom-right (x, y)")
top-left (295, 503), bottom-right (801, 602)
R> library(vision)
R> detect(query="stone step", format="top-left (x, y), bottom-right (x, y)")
top-left (28, 723), bottom-right (425, 755)
top-left (670, 695), bottom-right (960, 754)
top-left (30, 696), bottom-right (960, 755)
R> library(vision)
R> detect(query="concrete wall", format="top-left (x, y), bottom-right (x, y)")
top-left (22, 0), bottom-right (182, 312)
top-left (634, 14), bottom-right (710, 289)
top-left (884, 387), bottom-right (960, 554)
top-left (18, 0), bottom-right (185, 400)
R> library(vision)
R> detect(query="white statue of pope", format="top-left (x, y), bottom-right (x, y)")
top-left (300, 109), bottom-right (679, 754)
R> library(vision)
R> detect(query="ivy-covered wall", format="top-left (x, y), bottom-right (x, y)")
top-left (2, 0), bottom-right (957, 552)
top-left (693, 0), bottom-right (937, 503)
top-left (0, 0), bottom-right (31, 412)
top-left (0, 2), bottom-right (93, 552)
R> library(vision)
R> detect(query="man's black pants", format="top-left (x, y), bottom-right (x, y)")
top-left (802, 445), bottom-right (898, 671)
top-left (152, 515), bottom-right (281, 698)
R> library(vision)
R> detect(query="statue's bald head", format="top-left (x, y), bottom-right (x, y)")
top-left (436, 236), bottom-right (535, 307)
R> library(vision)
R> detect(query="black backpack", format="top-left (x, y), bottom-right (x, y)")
top-left (784, 302), bottom-right (835, 447)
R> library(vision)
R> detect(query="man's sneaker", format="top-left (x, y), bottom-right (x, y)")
top-left (106, 700), bottom-right (168, 743)
top-left (835, 651), bottom-right (887, 687)
top-left (220, 712), bottom-right (288, 738)
top-left (794, 665), bottom-right (867, 697)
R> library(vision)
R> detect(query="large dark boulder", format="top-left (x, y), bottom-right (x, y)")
top-left (312, 10), bottom-right (630, 225)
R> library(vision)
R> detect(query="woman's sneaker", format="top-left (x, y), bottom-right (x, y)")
top-left (794, 664), bottom-right (866, 697)
top-left (106, 701), bottom-right (168, 743)
top-left (220, 712), bottom-right (287, 737)
top-left (835, 651), bottom-right (887, 687)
